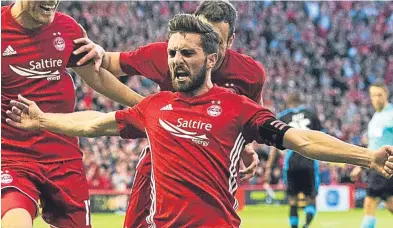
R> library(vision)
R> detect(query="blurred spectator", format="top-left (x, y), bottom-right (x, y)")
top-left (86, 163), bottom-right (113, 189)
top-left (112, 161), bottom-right (131, 191)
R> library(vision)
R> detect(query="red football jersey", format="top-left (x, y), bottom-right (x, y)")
top-left (1, 5), bottom-right (84, 163)
top-left (115, 86), bottom-right (275, 227)
top-left (119, 42), bottom-right (266, 178)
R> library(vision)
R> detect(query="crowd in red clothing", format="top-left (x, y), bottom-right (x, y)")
top-left (61, 1), bottom-right (393, 189)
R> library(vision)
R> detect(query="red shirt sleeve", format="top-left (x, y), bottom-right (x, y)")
top-left (119, 42), bottom-right (169, 84)
top-left (65, 17), bottom-right (91, 68)
top-left (116, 124), bottom-right (147, 139)
top-left (240, 96), bottom-right (291, 149)
top-left (115, 95), bottom-right (154, 139)
top-left (239, 96), bottom-right (275, 143)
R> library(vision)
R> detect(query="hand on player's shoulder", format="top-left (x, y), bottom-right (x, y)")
top-left (73, 24), bottom-right (105, 72)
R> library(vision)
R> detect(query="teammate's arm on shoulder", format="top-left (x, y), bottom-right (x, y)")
top-left (116, 42), bottom-right (169, 84)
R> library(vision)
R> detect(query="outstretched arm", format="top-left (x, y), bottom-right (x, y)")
top-left (6, 95), bottom-right (120, 137)
top-left (249, 116), bottom-right (393, 178)
top-left (282, 128), bottom-right (393, 178)
top-left (242, 97), bottom-right (393, 179)
top-left (39, 111), bottom-right (118, 137)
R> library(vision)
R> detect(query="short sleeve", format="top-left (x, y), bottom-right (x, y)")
top-left (115, 95), bottom-right (154, 139)
top-left (240, 96), bottom-right (275, 142)
top-left (117, 124), bottom-right (147, 139)
top-left (240, 96), bottom-right (290, 149)
top-left (119, 42), bottom-right (169, 84)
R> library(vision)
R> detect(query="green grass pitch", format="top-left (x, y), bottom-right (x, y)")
top-left (33, 205), bottom-right (392, 227)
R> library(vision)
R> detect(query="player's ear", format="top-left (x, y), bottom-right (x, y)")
top-left (206, 53), bottom-right (218, 69)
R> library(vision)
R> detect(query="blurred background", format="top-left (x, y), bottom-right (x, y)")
top-left (2, 1), bottom-right (393, 227)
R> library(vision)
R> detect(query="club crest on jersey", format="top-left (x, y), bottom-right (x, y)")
top-left (1, 170), bottom-right (13, 184)
top-left (207, 100), bottom-right (222, 117)
top-left (53, 36), bottom-right (65, 51)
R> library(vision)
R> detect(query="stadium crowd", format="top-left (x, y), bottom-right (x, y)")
top-left (53, 1), bottom-right (393, 190)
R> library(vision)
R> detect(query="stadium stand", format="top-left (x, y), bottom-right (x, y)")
top-left (3, 1), bottom-right (393, 190)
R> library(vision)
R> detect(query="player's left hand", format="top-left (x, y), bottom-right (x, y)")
top-left (6, 95), bottom-right (43, 130)
top-left (370, 146), bottom-right (393, 178)
top-left (239, 145), bottom-right (259, 181)
top-left (73, 24), bottom-right (105, 73)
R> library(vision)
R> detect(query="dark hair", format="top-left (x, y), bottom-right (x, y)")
top-left (168, 13), bottom-right (219, 55)
top-left (194, 0), bottom-right (237, 39)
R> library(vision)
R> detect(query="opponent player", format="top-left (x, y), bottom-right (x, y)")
top-left (1, 1), bottom-right (142, 227)
top-left (7, 14), bottom-right (393, 227)
top-left (350, 80), bottom-right (393, 228)
top-left (265, 93), bottom-right (322, 228)
top-left (74, 1), bottom-right (264, 226)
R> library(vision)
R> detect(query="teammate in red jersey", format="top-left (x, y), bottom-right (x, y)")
top-left (74, 2), bottom-right (263, 226)
top-left (7, 14), bottom-right (393, 228)
top-left (1, 1), bottom-right (142, 227)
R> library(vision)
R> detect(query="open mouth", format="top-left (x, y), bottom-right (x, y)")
top-left (174, 70), bottom-right (190, 82)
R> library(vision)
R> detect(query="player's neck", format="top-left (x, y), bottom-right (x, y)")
top-left (186, 82), bottom-right (214, 97)
top-left (11, 3), bottom-right (44, 30)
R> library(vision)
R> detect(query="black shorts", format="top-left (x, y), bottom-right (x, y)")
top-left (367, 171), bottom-right (393, 201)
top-left (285, 169), bottom-right (318, 197)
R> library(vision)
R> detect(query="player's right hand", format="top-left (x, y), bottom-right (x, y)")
top-left (73, 24), bottom-right (105, 73)
top-left (370, 146), bottom-right (393, 179)
top-left (6, 94), bottom-right (43, 131)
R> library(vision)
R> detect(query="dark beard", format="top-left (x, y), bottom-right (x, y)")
top-left (172, 59), bottom-right (207, 93)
